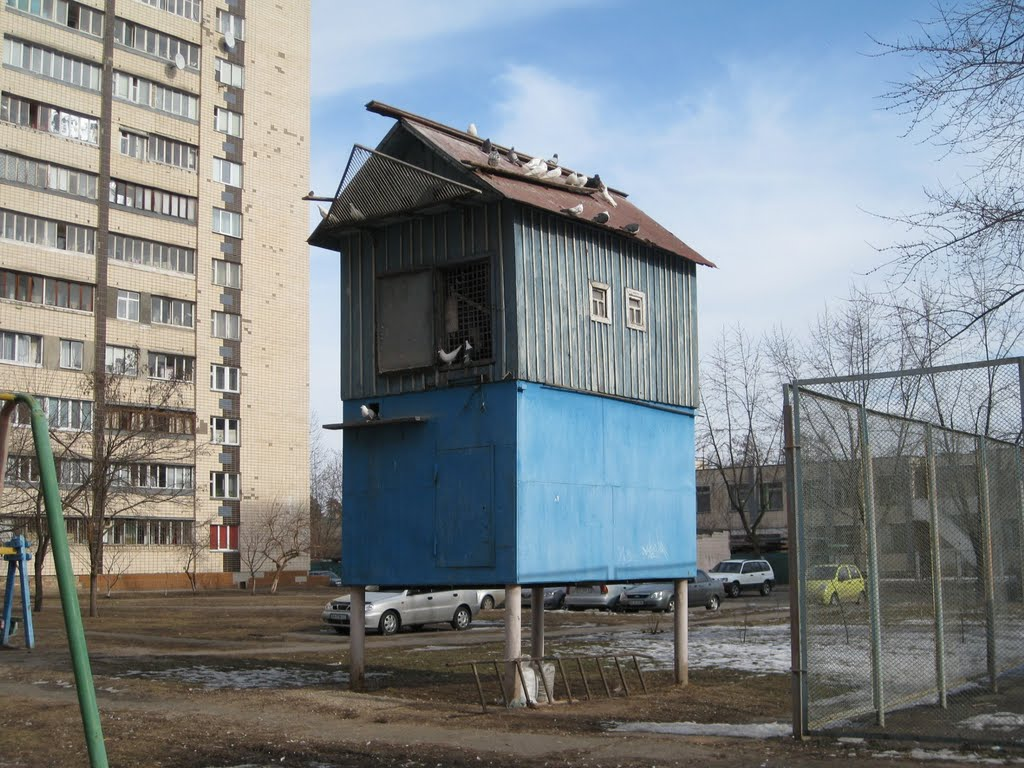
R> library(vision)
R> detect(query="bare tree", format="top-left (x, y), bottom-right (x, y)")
top-left (251, 499), bottom-right (310, 594)
top-left (698, 325), bottom-right (785, 554)
top-left (238, 519), bottom-right (270, 595)
top-left (180, 525), bottom-right (206, 593)
top-left (309, 412), bottom-right (342, 563)
top-left (876, 0), bottom-right (1024, 343)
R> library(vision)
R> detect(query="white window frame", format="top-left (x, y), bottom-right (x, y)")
top-left (59, 338), bottom-right (83, 370)
top-left (214, 58), bottom-right (244, 88)
top-left (212, 157), bottom-right (242, 188)
top-left (210, 363), bottom-right (239, 392)
top-left (210, 416), bottom-right (239, 445)
top-left (211, 259), bottom-right (241, 288)
top-left (116, 289), bottom-right (140, 321)
top-left (213, 107), bottom-right (242, 138)
top-left (211, 208), bottom-right (241, 238)
top-left (211, 310), bottom-right (241, 340)
top-left (625, 288), bottom-right (647, 332)
top-left (589, 280), bottom-right (611, 325)
top-left (210, 471), bottom-right (239, 500)
top-left (0, 330), bottom-right (42, 367)
top-left (216, 9), bottom-right (245, 40)
top-left (105, 345), bottom-right (139, 376)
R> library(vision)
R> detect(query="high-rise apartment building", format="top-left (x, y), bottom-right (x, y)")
top-left (0, 0), bottom-right (311, 586)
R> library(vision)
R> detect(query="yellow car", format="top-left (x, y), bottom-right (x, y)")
top-left (806, 564), bottom-right (866, 606)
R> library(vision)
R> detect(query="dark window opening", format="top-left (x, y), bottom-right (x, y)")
top-left (441, 259), bottom-right (492, 361)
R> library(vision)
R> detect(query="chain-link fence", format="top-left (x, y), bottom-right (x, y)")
top-left (786, 358), bottom-right (1024, 743)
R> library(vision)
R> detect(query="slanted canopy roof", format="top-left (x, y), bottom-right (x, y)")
top-left (309, 101), bottom-right (713, 268)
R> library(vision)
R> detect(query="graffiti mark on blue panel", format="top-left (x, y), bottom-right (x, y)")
top-left (435, 446), bottom-right (494, 567)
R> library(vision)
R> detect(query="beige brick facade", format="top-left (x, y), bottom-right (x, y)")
top-left (0, 0), bottom-right (311, 586)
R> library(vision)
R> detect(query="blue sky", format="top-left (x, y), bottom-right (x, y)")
top-left (306, 0), bottom-right (948, 439)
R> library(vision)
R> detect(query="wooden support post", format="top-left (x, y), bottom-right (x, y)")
top-left (674, 578), bottom-right (688, 685)
top-left (531, 586), bottom-right (545, 659)
top-left (505, 584), bottom-right (523, 704)
top-left (349, 585), bottom-right (365, 692)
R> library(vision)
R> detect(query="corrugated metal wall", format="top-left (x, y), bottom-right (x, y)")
top-left (513, 204), bottom-right (699, 408)
top-left (337, 202), bottom-right (508, 400)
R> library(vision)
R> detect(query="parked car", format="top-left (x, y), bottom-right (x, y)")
top-left (564, 584), bottom-right (630, 611)
top-left (474, 588), bottom-right (506, 610)
top-left (619, 570), bottom-right (725, 612)
top-left (309, 570), bottom-right (343, 587)
top-left (806, 564), bottom-right (866, 606)
top-left (709, 559), bottom-right (776, 597)
top-left (321, 587), bottom-right (479, 636)
top-left (521, 586), bottom-right (568, 610)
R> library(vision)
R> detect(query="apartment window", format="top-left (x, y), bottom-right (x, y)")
top-left (109, 234), bottom-right (194, 275)
top-left (119, 129), bottom-right (146, 160)
top-left (210, 523), bottom-right (238, 551)
top-left (3, 37), bottom-right (102, 90)
top-left (215, 58), bottom-right (244, 88)
top-left (109, 179), bottom-right (197, 221)
top-left (0, 150), bottom-right (98, 200)
top-left (57, 458), bottom-right (91, 486)
top-left (215, 9), bottom-right (245, 40)
top-left (149, 134), bottom-right (197, 170)
top-left (625, 288), bottom-right (647, 331)
top-left (134, 0), bottom-right (200, 23)
top-left (0, 208), bottom-right (96, 254)
top-left (0, 330), bottom-right (41, 366)
top-left (210, 416), bottom-right (239, 445)
top-left (0, 269), bottom-right (94, 311)
top-left (105, 345), bottom-right (138, 376)
top-left (696, 486), bottom-right (711, 515)
top-left (213, 107), bottom-right (242, 138)
top-left (44, 397), bottom-right (92, 430)
top-left (6, 0), bottom-right (104, 36)
top-left (210, 364), bottom-right (239, 392)
top-left (113, 18), bottom-right (200, 70)
top-left (116, 463), bottom-right (194, 490)
top-left (6, 455), bottom-right (39, 484)
top-left (590, 281), bottom-right (611, 324)
top-left (151, 295), bottom-right (194, 328)
top-left (211, 208), bottom-right (241, 238)
top-left (112, 71), bottom-right (198, 120)
top-left (116, 289), bottom-right (139, 321)
top-left (148, 351), bottom-right (193, 382)
top-left (211, 260), bottom-right (241, 288)
top-left (106, 406), bottom-right (193, 436)
top-left (212, 157), bottom-right (242, 187)
top-left (59, 339), bottom-right (83, 370)
top-left (211, 311), bottom-right (240, 340)
top-left (761, 482), bottom-right (784, 512)
top-left (1, 93), bottom-right (100, 144)
top-left (210, 472), bottom-right (239, 500)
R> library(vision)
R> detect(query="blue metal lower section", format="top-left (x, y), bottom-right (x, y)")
top-left (341, 382), bottom-right (695, 586)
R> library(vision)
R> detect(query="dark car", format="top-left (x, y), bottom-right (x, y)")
top-left (619, 570), bottom-right (725, 612)
top-left (521, 586), bottom-right (568, 610)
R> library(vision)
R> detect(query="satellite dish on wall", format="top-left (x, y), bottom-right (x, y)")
top-left (174, 52), bottom-right (186, 70)
top-left (223, 31), bottom-right (236, 51)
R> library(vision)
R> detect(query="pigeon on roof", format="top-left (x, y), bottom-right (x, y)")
top-left (546, 153), bottom-right (559, 167)
top-left (623, 222), bottom-right (640, 234)
top-left (481, 138), bottom-right (492, 155)
top-left (593, 211), bottom-right (610, 224)
top-left (487, 148), bottom-right (500, 168)
top-left (467, 123), bottom-right (478, 137)
top-left (598, 182), bottom-right (617, 208)
top-left (565, 172), bottom-right (579, 186)
top-left (507, 146), bottom-right (521, 166)
top-left (562, 203), bottom-right (584, 216)
top-left (585, 174), bottom-right (601, 189)
top-left (543, 165), bottom-right (562, 180)
top-left (318, 205), bottom-right (330, 219)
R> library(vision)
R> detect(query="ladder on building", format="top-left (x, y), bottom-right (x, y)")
top-left (1, 534), bottom-right (34, 648)
top-left (0, 392), bottom-right (109, 768)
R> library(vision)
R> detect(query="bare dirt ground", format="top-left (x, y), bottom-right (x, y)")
top-left (0, 587), bottom-right (1017, 767)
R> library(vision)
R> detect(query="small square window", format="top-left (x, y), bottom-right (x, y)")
top-left (589, 280), bottom-right (610, 324)
top-left (625, 288), bottom-right (647, 331)
top-left (59, 339), bottom-right (83, 370)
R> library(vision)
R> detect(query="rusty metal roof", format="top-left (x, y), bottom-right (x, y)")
top-left (313, 101), bottom-right (713, 268)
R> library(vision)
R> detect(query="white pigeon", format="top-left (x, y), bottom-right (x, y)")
top-left (565, 172), bottom-right (579, 186)
top-left (576, 174), bottom-right (589, 187)
top-left (523, 156), bottom-right (544, 171)
top-left (349, 202), bottom-right (366, 220)
top-left (543, 166), bottom-right (562, 180)
top-left (462, 339), bottom-right (473, 363)
top-left (562, 203), bottom-right (584, 216)
top-left (317, 205), bottom-right (329, 219)
top-left (467, 123), bottom-right (478, 137)
top-left (438, 344), bottom-right (462, 365)
top-left (359, 404), bottom-right (377, 421)
top-left (524, 163), bottom-right (546, 178)
top-left (599, 182), bottom-right (617, 208)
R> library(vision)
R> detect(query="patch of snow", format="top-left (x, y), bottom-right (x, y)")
top-left (607, 721), bottom-right (791, 738)
top-left (958, 713), bottom-right (1024, 732)
top-left (873, 748), bottom-right (1006, 764)
top-left (837, 737), bottom-right (865, 744)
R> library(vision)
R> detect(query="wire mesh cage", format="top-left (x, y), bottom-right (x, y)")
top-left (323, 144), bottom-right (479, 229)
top-left (788, 358), bottom-right (1024, 743)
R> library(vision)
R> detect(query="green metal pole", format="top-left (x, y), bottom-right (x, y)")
top-left (19, 393), bottom-right (109, 768)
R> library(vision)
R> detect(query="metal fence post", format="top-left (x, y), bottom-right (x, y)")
top-left (925, 425), bottom-right (947, 708)
top-left (859, 404), bottom-right (885, 727)
top-left (976, 436), bottom-right (998, 693)
top-left (784, 387), bottom-right (807, 738)
top-left (1016, 446), bottom-right (1024, 609)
